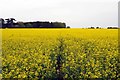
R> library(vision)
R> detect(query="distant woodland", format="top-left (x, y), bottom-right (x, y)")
top-left (0, 18), bottom-right (70, 28)
top-left (0, 18), bottom-right (118, 29)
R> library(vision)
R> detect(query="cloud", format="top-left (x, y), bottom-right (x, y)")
top-left (0, 0), bottom-right (119, 27)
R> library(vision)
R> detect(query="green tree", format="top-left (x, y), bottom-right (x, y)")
top-left (53, 22), bottom-right (66, 28)
top-left (17, 22), bottom-right (25, 27)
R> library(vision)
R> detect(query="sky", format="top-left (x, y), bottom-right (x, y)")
top-left (0, 0), bottom-right (119, 28)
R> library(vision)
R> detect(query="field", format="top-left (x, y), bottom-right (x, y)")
top-left (1, 29), bottom-right (119, 79)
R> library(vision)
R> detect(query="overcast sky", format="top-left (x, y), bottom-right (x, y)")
top-left (0, 0), bottom-right (119, 28)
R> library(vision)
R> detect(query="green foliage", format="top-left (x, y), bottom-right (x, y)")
top-left (52, 22), bottom-right (66, 28)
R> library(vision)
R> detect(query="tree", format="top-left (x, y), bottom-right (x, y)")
top-left (5, 18), bottom-right (16, 28)
top-left (88, 27), bottom-right (95, 29)
top-left (67, 26), bottom-right (70, 28)
top-left (17, 22), bottom-right (25, 28)
top-left (5, 19), bottom-right (10, 28)
top-left (107, 27), bottom-right (118, 29)
top-left (0, 18), bottom-right (4, 28)
top-left (25, 22), bottom-right (32, 28)
top-left (10, 18), bottom-right (16, 27)
top-left (52, 22), bottom-right (66, 28)
top-left (96, 27), bottom-right (98, 29)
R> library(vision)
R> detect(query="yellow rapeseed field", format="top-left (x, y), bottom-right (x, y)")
top-left (1, 29), bottom-right (119, 79)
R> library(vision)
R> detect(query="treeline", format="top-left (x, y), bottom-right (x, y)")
top-left (107, 27), bottom-right (119, 29)
top-left (0, 18), bottom-right (69, 28)
top-left (88, 27), bottom-right (119, 29)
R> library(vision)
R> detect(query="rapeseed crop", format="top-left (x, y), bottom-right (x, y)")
top-left (1, 29), bottom-right (119, 79)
